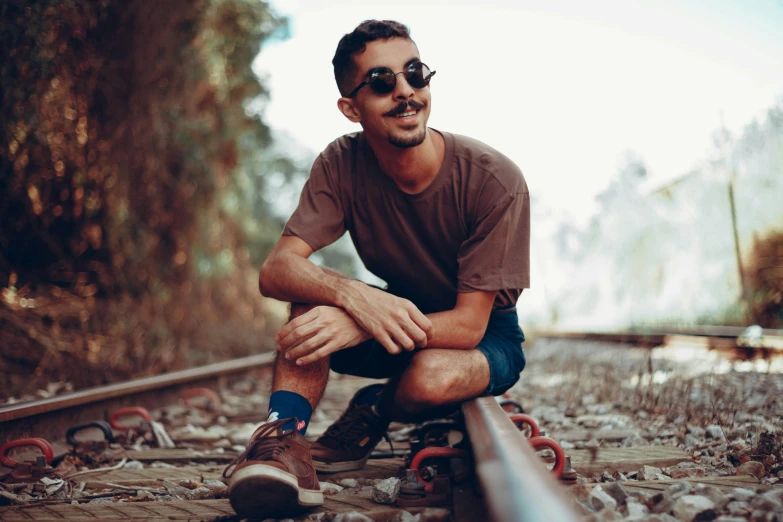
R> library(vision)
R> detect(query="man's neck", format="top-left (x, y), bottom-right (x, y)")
top-left (367, 128), bottom-right (445, 195)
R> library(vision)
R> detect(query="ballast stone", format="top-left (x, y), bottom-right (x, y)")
top-left (729, 488), bottom-right (756, 502)
top-left (589, 485), bottom-right (618, 512)
top-left (672, 495), bottom-right (715, 521)
top-left (372, 477), bottom-right (401, 504)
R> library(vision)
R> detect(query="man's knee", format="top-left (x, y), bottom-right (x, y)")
top-left (396, 352), bottom-right (467, 408)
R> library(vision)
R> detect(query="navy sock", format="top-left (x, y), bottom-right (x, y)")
top-left (354, 383), bottom-right (385, 406)
top-left (267, 390), bottom-right (312, 435)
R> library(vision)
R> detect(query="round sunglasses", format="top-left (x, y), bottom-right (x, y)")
top-left (348, 61), bottom-right (436, 98)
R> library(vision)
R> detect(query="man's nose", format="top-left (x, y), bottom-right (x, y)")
top-left (392, 72), bottom-right (415, 100)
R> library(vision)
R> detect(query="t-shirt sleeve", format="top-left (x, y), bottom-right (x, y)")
top-left (456, 189), bottom-right (530, 293)
top-left (281, 153), bottom-right (346, 252)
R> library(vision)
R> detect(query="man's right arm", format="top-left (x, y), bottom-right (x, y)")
top-left (259, 235), bottom-right (355, 307)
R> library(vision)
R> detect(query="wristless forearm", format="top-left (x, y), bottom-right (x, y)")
top-left (259, 252), bottom-right (356, 307)
top-left (422, 310), bottom-right (485, 350)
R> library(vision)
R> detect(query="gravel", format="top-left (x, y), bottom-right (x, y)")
top-left (8, 337), bottom-right (782, 522)
top-left (504, 338), bottom-right (783, 522)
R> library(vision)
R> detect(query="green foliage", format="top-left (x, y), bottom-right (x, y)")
top-left (0, 0), bottom-right (288, 289)
top-left (0, 0), bottom-right (291, 395)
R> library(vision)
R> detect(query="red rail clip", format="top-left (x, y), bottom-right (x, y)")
top-left (0, 438), bottom-right (54, 468)
top-left (508, 413), bottom-right (540, 438)
top-left (109, 406), bottom-right (152, 430)
top-left (409, 446), bottom-right (468, 492)
top-left (181, 388), bottom-right (221, 410)
top-left (528, 436), bottom-right (566, 478)
top-left (499, 399), bottom-right (525, 414)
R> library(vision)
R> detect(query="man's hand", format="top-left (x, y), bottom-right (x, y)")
top-left (342, 284), bottom-right (433, 355)
top-left (276, 306), bottom-right (372, 366)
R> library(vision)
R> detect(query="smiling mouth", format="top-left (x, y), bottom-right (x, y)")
top-left (396, 110), bottom-right (418, 118)
top-left (385, 100), bottom-right (425, 119)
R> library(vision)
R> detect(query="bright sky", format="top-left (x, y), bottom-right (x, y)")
top-left (254, 0), bottom-right (783, 222)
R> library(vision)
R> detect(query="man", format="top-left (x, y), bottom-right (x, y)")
top-left (223, 20), bottom-right (530, 519)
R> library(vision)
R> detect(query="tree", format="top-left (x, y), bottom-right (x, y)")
top-left (0, 0), bottom-right (293, 396)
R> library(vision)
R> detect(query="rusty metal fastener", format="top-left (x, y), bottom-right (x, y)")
top-left (0, 438), bottom-right (54, 468)
top-left (409, 446), bottom-right (468, 493)
top-left (397, 475), bottom-right (452, 508)
top-left (508, 414), bottom-right (540, 438)
top-left (419, 465), bottom-right (437, 481)
top-left (499, 399), bottom-right (525, 414)
top-left (402, 468), bottom-right (425, 490)
top-left (0, 438), bottom-right (58, 484)
top-left (109, 406), bottom-right (152, 430)
top-left (181, 388), bottom-right (221, 411)
top-left (528, 436), bottom-right (566, 478)
top-left (66, 420), bottom-right (115, 445)
top-left (5, 458), bottom-right (57, 483)
top-left (408, 420), bottom-right (466, 468)
top-left (559, 455), bottom-right (578, 484)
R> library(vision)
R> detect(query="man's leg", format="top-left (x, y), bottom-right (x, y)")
top-left (267, 267), bottom-right (350, 433)
top-left (266, 303), bottom-right (331, 433)
top-left (309, 346), bottom-right (489, 472)
top-left (378, 348), bottom-right (490, 422)
top-left (225, 273), bottom-right (348, 518)
top-left (225, 301), bottom-right (329, 519)
top-left (272, 305), bottom-right (332, 405)
top-left (312, 307), bottom-right (525, 473)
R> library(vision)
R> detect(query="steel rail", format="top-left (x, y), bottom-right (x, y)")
top-left (0, 353), bottom-right (275, 441)
top-left (3, 354), bottom-right (583, 520)
top-left (537, 328), bottom-right (783, 353)
top-left (462, 397), bottom-right (581, 522)
top-left (637, 325), bottom-right (783, 338)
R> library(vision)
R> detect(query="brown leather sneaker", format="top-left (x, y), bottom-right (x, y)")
top-left (310, 389), bottom-right (391, 473)
top-left (224, 418), bottom-right (323, 518)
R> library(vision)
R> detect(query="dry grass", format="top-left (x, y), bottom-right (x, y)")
top-left (747, 230), bottom-right (783, 328)
top-left (0, 264), bottom-right (284, 401)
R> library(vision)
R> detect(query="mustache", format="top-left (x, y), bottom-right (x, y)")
top-left (385, 99), bottom-right (425, 117)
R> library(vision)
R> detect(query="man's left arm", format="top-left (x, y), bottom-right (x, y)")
top-left (422, 290), bottom-right (497, 349)
top-left (278, 289), bottom-right (494, 365)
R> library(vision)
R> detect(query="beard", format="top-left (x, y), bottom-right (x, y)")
top-left (387, 127), bottom-right (427, 148)
top-left (384, 99), bottom-right (428, 148)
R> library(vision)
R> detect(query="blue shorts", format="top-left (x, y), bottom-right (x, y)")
top-left (329, 306), bottom-right (526, 396)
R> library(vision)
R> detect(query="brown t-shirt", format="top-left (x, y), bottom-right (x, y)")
top-left (282, 129), bottom-right (530, 314)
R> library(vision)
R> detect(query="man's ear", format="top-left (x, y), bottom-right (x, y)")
top-left (337, 97), bottom-right (362, 123)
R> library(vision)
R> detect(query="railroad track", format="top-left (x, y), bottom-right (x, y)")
top-left (0, 353), bottom-right (580, 521)
top-left (537, 325), bottom-right (783, 359)
top-left (1, 331), bottom-right (779, 521)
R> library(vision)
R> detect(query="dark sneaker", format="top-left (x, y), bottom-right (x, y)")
top-left (310, 387), bottom-right (391, 473)
top-left (224, 418), bottom-right (323, 519)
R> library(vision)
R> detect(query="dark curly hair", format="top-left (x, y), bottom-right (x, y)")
top-left (332, 20), bottom-right (414, 97)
